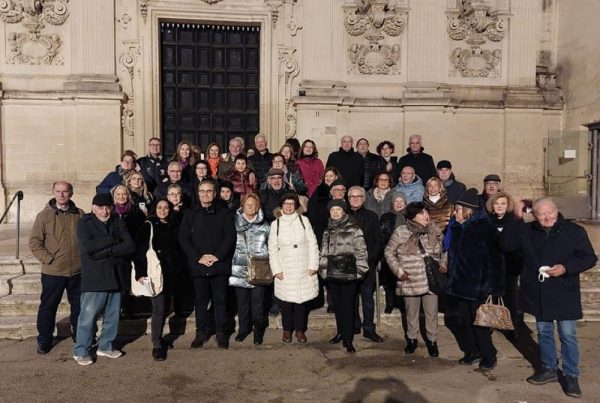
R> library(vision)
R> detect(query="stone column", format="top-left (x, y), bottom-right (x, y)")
top-left (507, 0), bottom-right (542, 87)
top-left (406, 0), bottom-right (445, 84)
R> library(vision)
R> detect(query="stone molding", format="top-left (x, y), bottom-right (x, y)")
top-left (0, 0), bottom-right (69, 65)
top-left (447, 0), bottom-right (508, 78)
top-left (343, 0), bottom-right (408, 75)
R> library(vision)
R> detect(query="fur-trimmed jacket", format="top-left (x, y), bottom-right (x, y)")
top-left (423, 193), bottom-right (453, 233)
top-left (319, 215), bottom-right (369, 281)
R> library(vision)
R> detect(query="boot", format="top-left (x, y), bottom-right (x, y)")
top-left (425, 339), bottom-right (439, 357)
top-left (253, 328), bottom-right (265, 345)
top-left (282, 330), bottom-right (292, 343)
top-left (295, 331), bottom-right (307, 343)
top-left (404, 339), bottom-right (418, 354)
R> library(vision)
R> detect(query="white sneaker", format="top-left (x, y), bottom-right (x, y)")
top-left (96, 349), bottom-right (123, 359)
top-left (73, 355), bottom-right (93, 366)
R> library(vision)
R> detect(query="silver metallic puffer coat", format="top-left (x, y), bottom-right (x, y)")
top-left (229, 208), bottom-right (270, 288)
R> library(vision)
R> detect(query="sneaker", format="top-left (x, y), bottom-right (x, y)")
top-left (527, 368), bottom-right (558, 385)
top-left (564, 376), bottom-right (582, 398)
top-left (96, 349), bottom-right (123, 359)
top-left (73, 355), bottom-right (93, 366)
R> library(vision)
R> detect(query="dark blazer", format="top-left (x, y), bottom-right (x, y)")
top-left (503, 217), bottom-right (597, 321)
top-left (178, 202), bottom-right (236, 277)
top-left (77, 214), bottom-right (135, 292)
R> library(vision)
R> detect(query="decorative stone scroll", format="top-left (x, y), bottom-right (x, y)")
top-left (343, 0), bottom-right (407, 75)
top-left (279, 46), bottom-right (299, 138)
top-left (447, 0), bottom-right (508, 78)
top-left (119, 41), bottom-right (141, 139)
top-left (264, 0), bottom-right (283, 28)
top-left (0, 0), bottom-right (70, 65)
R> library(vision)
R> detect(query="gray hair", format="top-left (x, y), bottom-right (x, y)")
top-left (409, 134), bottom-right (422, 144)
top-left (532, 197), bottom-right (557, 214)
top-left (348, 186), bottom-right (366, 196)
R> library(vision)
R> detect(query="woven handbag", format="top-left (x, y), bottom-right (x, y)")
top-left (473, 295), bottom-right (514, 331)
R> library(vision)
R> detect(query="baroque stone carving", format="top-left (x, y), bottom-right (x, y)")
top-left (0, 0), bottom-right (69, 65)
top-left (344, 0), bottom-right (407, 75)
top-left (119, 42), bottom-right (141, 139)
top-left (447, 0), bottom-right (508, 78)
top-left (264, 0), bottom-right (283, 28)
top-left (139, 0), bottom-right (149, 22)
top-left (278, 47), bottom-right (299, 138)
top-left (286, 14), bottom-right (301, 36)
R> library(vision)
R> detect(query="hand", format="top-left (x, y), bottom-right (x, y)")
top-left (547, 264), bottom-right (566, 277)
top-left (199, 255), bottom-right (214, 266)
top-left (274, 273), bottom-right (284, 281)
top-left (399, 273), bottom-right (409, 282)
top-left (308, 269), bottom-right (317, 276)
top-left (439, 265), bottom-right (447, 273)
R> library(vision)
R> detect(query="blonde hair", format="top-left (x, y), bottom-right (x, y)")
top-left (241, 192), bottom-right (262, 210)
top-left (486, 191), bottom-right (515, 214)
top-left (125, 172), bottom-right (151, 201)
top-left (425, 177), bottom-right (445, 195)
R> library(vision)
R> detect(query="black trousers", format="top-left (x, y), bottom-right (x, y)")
top-left (280, 301), bottom-right (308, 332)
top-left (191, 275), bottom-right (228, 334)
top-left (37, 273), bottom-right (81, 346)
top-left (354, 277), bottom-right (376, 334)
top-left (329, 280), bottom-right (358, 343)
top-left (456, 298), bottom-right (497, 362)
top-left (235, 286), bottom-right (266, 333)
top-left (150, 293), bottom-right (168, 348)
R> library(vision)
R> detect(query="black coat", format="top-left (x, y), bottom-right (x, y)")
top-left (348, 207), bottom-right (383, 266)
top-left (248, 149), bottom-right (272, 187)
top-left (153, 179), bottom-right (194, 206)
top-left (398, 148), bottom-right (436, 184)
top-left (325, 147), bottom-right (365, 188)
top-left (137, 155), bottom-right (168, 193)
top-left (307, 182), bottom-right (332, 247)
top-left (446, 210), bottom-right (505, 301)
top-left (380, 210), bottom-right (406, 245)
top-left (178, 202), bottom-right (236, 277)
top-left (488, 212), bottom-right (523, 276)
top-left (77, 214), bottom-right (135, 292)
top-left (259, 184), bottom-right (292, 223)
top-left (360, 152), bottom-right (386, 190)
top-left (503, 217), bottom-right (597, 321)
top-left (442, 175), bottom-right (467, 204)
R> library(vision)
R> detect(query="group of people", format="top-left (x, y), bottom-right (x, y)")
top-left (29, 133), bottom-right (597, 398)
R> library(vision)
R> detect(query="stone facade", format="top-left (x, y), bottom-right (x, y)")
top-left (0, 0), bottom-right (593, 221)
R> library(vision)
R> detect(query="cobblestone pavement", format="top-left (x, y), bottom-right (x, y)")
top-left (1, 321), bottom-right (599, 402)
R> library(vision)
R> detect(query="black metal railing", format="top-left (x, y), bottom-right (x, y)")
top-left (0, 191), bottom-right (24, 259)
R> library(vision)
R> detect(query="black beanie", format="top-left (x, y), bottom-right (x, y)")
top-left (456, 188), bottom-right (479, 209)
top-left (327, 199), bottom-right (347, 212)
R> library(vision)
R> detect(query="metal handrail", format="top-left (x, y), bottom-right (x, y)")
top-left (0, 191), bottom-right (24, 259)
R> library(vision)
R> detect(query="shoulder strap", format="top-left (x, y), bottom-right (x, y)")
top-left (277, 218), bottom-right (280, 236)
top-left (298, 214), bottom-right (305, 229)
top-left (417, 238), bottom-right (427, 256)
top-left (147, 221), bottom-right (155, 252)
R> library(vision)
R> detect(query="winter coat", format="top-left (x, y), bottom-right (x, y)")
top-left (114, 204), bottom-right (146, 241)
top-left (446, 209), bottom-right (505, 301)
top-left (296, 156), bottom-right (324, 198)
top-left (398, 148), bottom-right (436, 184)
top-left (248, 150), bottom-right (272, 187)
top-left (153, 179), bottom-right (194, 206)
top-left (380, 156), bottom-right (400, 185)
top-left (283, 170), bottom-right (307, 196)
top-left (29, 199), bottom-right (84, 277)
top-left (325, 147), bottom-right (365, 188)
top-left (268, 212), bottom-right (319, 303)
top-left (442, 175), bottom-right (466, 204)
top-left (96, 167), bottom-right (128, 195)
top-left (423, 193), bottom-right (453, 233)
top-left (502, 217), bottom-right (597, 321)
top-left (77, 214), bottom-right (135, 292)
top-left (347, 207), bottom-right (383, 266)
top-left (134, 217), bottom-right (186, 295)
top-left (319, 215), bottom-right (369, 281)
top-left (130, 190), bottom-right (153, 214)
top-left (394, 176), bottom-right (425, 204)
top-left (217, 154), bottom-right (253, 178)
top-left (223, 168), bottom-right (256, 196)
top-left (359, 151), bottom-right (386, 190)
top-left (230, 209), bottom-right (270, 289)
top-left (307, 182), bottom-right (332, 247)
top-left (380, 210), bottom-right (407, 245)
top-left (384, 223), bottom-right (445, 296)
top-left (259, 184), bottom-right (293, 223)
top-left (178, 202), bottom-right (236, 277)
top-left (488, 212), bottom-right (524, 276)
top-left (137, 154), bottom-right (168, 193)
top-left (364, 188), bottom-right (394, 219)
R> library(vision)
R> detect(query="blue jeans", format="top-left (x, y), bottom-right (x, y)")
top-left (73, 292), bottom-right (121, 357)
top-left (536, 320), bottom-right (580, 377)
top-left (37, 273), bottom-right (81, 346)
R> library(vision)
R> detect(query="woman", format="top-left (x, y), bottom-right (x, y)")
top-left (96, 150), bottom-right (137, 194)
top-left (269, 153), bottom-right (307, 196)
top-left (134, 199), bottom-right (186, 361)
top-left (296, 139), bottom-right (324, 198)
top-left (380, 192), bottom-right (408, 314)
top-left (268, 193), bottom-right (319, 344)
top-left (279, 143), bottom-right (298, 173)
top-left (319, 199), bottom-right (368, 353)
top-left (219, 180), bottom-right (240, 212)
top-left (166, 183), bottom-right (187, 213)
top-left (171, 140), bottom-right (195, 182)
top-left (365, 172), bottom-right (394, 218)
top-left (125, 172), bottom-right (153, 216)
top-left (307, 167), bottom-right (341, 246)
top-left (223, 154), bottom-right (256, 197)
top-left (112, 184), bottom-right (146, 318)
top-left (206, 142), bottom-right (224, 179)
top-left (376, 140), bottom-right (399, 183)
top-left (423, 177), bottom-right (453, 233)
top-left (191, 160), bottom-right (213, 204)
top-left (229, 193), bottom-right (270, 345)
top-left (384, 202), bottom-right (445, 357)
top-left (445, 188), bottom-right (505, 370)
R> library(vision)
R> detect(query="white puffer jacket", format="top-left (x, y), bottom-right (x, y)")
top-left (268, 212), bottom-right (319, 304)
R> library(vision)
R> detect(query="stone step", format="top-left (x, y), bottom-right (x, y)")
top-left (580, 266), bottom-right (600, 282)
top-left (0, 274), bottom-right (18, 296)
top-left (0, 294), bottom-right (69, 317)
top-left (0, 257), bottom-right (24, 275)
top-left (9, 273), bottom-right (41, 295)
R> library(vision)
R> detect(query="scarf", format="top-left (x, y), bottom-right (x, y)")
top-left (373, 187), bottom-right (390, 202)
top-left (208, 157), bottom-right (220, 178)
top-left (403, 219), bottom-right (438, 255)
top-left (115, 200), bottom-right (132, 216)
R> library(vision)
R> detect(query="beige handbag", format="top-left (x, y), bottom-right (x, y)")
top-left (473, 296), bottom-right (514, 330)
top-left (131, 222), bottom-right (164, 297)
top-left (242, 231), bottom-right (273, 286)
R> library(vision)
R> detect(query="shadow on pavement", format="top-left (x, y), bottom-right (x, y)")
top-left (341, 376), bottom-right (429, 403)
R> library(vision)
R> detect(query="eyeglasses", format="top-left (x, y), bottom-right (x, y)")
top-left (349, 195), bottom-right (364, 199)
top-left (167, 193), bottom-right (182, 197)
top-left (282, 202), bottom-right (296, 206)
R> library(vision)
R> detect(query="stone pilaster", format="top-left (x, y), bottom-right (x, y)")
top-left (406, 0), bottom-right (445, 84)
top-left (507, 0), bottom-right (541, 87)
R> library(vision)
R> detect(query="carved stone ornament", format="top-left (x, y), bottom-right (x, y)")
top-left (139, 0), bottom-right (149, 22)
top-left (119, 42), bottom-right (141, 139)
top-left (344, 0), bottom-right (407, 75)
top-left (264, 0), bottom-right (283, 28)
top-left (201, 0), bottom-right (224, 3)
top-left (0, 0), bottom-right (70, 65)
top-left (447, 0), bottom-right (507, 78)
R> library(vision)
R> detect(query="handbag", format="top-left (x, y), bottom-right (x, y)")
top-left (418, 239), bottom-right (447, 295)
top-left (242, 231), bottom-right (273, 286)
top-left (131, 222), bottom-right (164, 297)
top-left (326, 255), bottom-right (357, 282)
top-left (473, 295), bottom-right (514, 331)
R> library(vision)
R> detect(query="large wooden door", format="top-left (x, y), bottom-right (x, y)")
top-left (160, 22), bottom-right (260, 157)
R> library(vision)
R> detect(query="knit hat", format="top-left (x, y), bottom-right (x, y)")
top-left (455, 188), bottom-right (479, 209)
top-left (267, 168), bottom-right (285, 177)
top-left (436, 160), bottom-right (452, 169)
top-left (392, 191), bottom-right (408, 205)
top-left (327, 199), bottom-right (347, 212)
top-left (329, 179), bottom-right (346, 188)
top-left (483, 174), bottom-right (501, 182)
top-left (92, 193), bottom-right (113, 207)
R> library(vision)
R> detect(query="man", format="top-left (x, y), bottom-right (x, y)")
top-left (325, 135), bottom-right (365, 188)
top-left (154, 161), bottom-right (193, 203)
top-left (356, 138), bottom-right (385, 190)
top-left (347, 186), bottom-right (384, 343)
top-left (478, 174), bottom-right (501, 208)
top-left (436, 160), bottom-right (466, 204)
top-left (73, 193), bottom-right (134, 365)
top-left (398, 134), bottom-right (437, 183)
top-left (137, 137), bottom-right (168, 193)
top-left (248, 134), bottom-right (272, 187)
top-left (503, 198), bottom-right (597, 398)
top-left (218, 137), bottom-right (252, 178)
top-left (259, 168), bottom-right (293, 223)
top-left (29, 181), bottom-right (84, 354)
top-left (179, 180), bottom-right (236, 349)
top-left (394, 166), bottom-right (424, 203)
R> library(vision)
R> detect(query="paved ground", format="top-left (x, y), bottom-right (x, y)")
top-left (1, 321), bottom-right (599, 402)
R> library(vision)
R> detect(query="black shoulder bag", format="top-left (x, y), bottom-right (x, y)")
top-left (418, 239), bottom-right (447, 295)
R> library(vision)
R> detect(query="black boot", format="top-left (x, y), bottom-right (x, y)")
top-left (216, 333), bottom-right (229, 349)
top-left (346, 342), bottom-right (356, 353)
top-left (329, 334), bottom-right (343, 344)
top-left (404, 339), bottom-right (418, 354)
top-left (425, 340), bottom-right (439, 357)
top-left (253, 328), bottom-right (265, 345)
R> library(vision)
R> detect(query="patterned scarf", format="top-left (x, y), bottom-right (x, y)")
top-left (403, 219), bottom-right (438, 255)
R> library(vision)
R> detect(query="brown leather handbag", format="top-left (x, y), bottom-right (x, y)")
top-left (242, 231), bottom-right (273, 286)
top-left (473, 296), bottom-right (514, 331)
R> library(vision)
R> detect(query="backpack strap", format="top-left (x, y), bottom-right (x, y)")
top-left (276, 218), bottom-right (280, 236)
